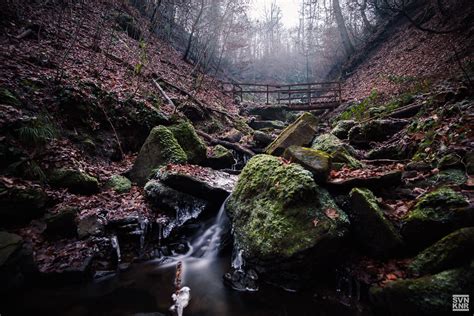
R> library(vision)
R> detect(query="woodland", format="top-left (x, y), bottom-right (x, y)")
top-left (0, 0), bottom-right (473, 315)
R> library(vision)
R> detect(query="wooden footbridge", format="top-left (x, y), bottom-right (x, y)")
top-left (222, 81), bottom-right (342, 111)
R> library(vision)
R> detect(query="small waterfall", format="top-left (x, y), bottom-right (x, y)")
top-left (231, 249), bottom-right (244, 271)
top-left (111, 235), bottom-right (121, 264)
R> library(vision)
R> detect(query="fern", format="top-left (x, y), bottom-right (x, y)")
top-left (17, 116), bottom-right (58, 146)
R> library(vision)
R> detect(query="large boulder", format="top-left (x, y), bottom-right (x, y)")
top-left (282, 146), bottom-right (331, 183)
top-left (205, 145), bottom-right (235, 170)
top-left (0, 232), bottom-right (23, 266)
top-left (226, 155), bottom-right (349, 286)
top-left (168, 121), bottom-right (207, 165)
top-left (129, 126), bottom-right (187, 185)
top-left (0, 182), bottom-right (48, 224)
top-left (370, 262), bottom-right (474, 316)
top-left (311, 133), bottom-right (362, 169)
top-left (401, 187), bottom-right (472, 251)
top-left (249, 119), bottom-right (286, 130)
top-left (44, 207), bottom-right (78, 239)
top-left (48, 168), bottom-right (99, 195)
top-left (331, 120), bottom-right (356, 139)
top-left (105, 175), bottom-right (132, 194)
top-left (349, 188), bottom-right (403, 257)
top-left (246, 105), bottom-right (289, 121)
top-left (265, 112), bottom-right (318, 156)
top-left (408, 227), bottom-right (474, 276)
top-left (348, 119), bottom-right (408, 148)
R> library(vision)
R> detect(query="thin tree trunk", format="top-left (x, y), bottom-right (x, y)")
top-left (332, 0), bottom-right (354, 56)
top-left (183, 0), bottom-right (205, 62)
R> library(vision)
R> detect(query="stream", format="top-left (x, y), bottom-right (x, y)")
top-left (2, 200), bottom-right (366, 316)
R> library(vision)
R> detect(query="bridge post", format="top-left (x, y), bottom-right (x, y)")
top-left (288, 85), bottom-right (291, 106)
top-left (308, 84), bottom-right (311, 105)
top-left (266, 85), bottom-right (269, 104)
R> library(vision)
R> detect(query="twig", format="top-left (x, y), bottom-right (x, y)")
top-left (152, 78), bottom-right (176, 110)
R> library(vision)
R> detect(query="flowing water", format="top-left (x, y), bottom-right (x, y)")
top-left (2, 199), bottom-right (366, 316)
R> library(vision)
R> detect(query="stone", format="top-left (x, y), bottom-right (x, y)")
top-left (438, 153), bottom-right (463, 170)
top-left (328, 170), bottom-right (402, 189)
top-left (222, 128), bottom-right (244, 143)
top-left (266, 112), bottom-right (319, 156)
top-left (348, 119), bottom-right (409, 147)
top-left (129, 126), bottom-right (187, 185)
top-left (366, 142), bottom-right (415, 160)
top-left (282, 146), bottom-right (331, 183)
top-left (0, 232), bottom-right (23, 266)
top-left (105, 175), bottom-right (132, 193)
top-left (349, 188), bottom-right (403, 257)
top-left (249, 119), bottom-right (286, 130)
top-left (226, 154), bottom-right (349, 285)
top-left (115, 13), bottom-right (142, 40)
top-left (311, 133), bottom-right (362, 169)
top-left (168, 121), bottom-right (207, 164)
top-left (77, 214), bottom-right (105, 239)
top-left (370, 262), bottom-right (474, 316)
top-left (465, 151), bottom-right (474, 175)
top-left (331, 120), bottom-right (356, 139)
top-left (0, 183), bottom-right (47, 224)
top-left (205, 145), bottom-right (235, 170)
top-left (253, 131), bottom-right (274, 147)
top-left (48, 168), bottom-right (99, 195)
top-left (44, 207), bottom-right (78, 238)
top-left (401, 187), bottom-right (472, 251)
top-left (408, 227), bottom-right (474, 276)
top-left (246, 105), bottom-right (289, 121)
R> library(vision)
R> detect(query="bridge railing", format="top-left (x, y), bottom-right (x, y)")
top-left (221, 81), bottom-right (342, 109)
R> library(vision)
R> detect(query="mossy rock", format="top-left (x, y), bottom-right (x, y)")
top-left (0, 88), bottom-right (21, 107)
top-left (105, 175), bottom-right (132, 193)
top-left (348, 119), bottom-right (408, 148)
top-left (205, 145), bottom-right (235, 169)
top-left (311, 133), bottom-right (362, 169)
top-left (366, 142), bottom-right (415, 160)
top-left (370, 262), bottom-right (474, 316)
top-left (438, 153), bottom-right (462, 170)
top-left (465, 151), bottom-right (474, 175)
top-left (265, 112), bottom-right (318, 156)
top-left (409, 227), bottom-right (474, 276)
top-left (44, 208), bottom-right (78, 238)
top-left (246, 106), bottom-right (290, 121)
top-left (114, 13), bottom-right (142, 40)
top-left (0, 232), bottom-right (23, 266)
top-left (0, 183), bottom-right (47, 224)
top-left (331, 120), bottom-right (356, 139)
top-left (48, 168), bottom-right (99, 195)
top-left (282, 146), bottom-right (331, 183)
top-left (249, 120), bottom-right (286, 130)
top-left (168, 121), bottom-right (207, 165)
top-left (401, 187), bottom-right (471, 251)
top-left (349, 188), bottom-right (403, 257)
top-left (129, 126), bottom-right (187, 186)
top-left (226, 154), bottom-right (349, 277)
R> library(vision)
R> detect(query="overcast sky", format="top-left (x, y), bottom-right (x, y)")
top-left (249, 0), bottom-right (300, 28)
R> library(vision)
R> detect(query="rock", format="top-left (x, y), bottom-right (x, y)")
top-left (224, 268), bottom-right (259, 292)
top-left (366, 142), bottom-right (415, 160)
top-left (465, 151), bottom-right (474, 175)
top-left (115, 13), bottom-right (142, 40)
top-left (405, 161), bottom-right (432, 172)
top-left (348, 119), bottom-right (409, 147)
top-left (156, 164), bottom-right (237, 204)
top-left (0, 183), bottom-right (47, 224)
top-left (249, 119), bottom-right (286, 130)
top-left (48, 168), bottom-right (99, 195)
top-left (311, 133), bottom-right (362, 169)
top-left (205, 145), bottom-right (235, 169)
top-left (222, 128), bottom-right (243, 143)
top-left (226, 155), bottom-right (349, 286)
top-left (410, 169), bottom-right (467, 188)
top-left (408, 227), bottom-right (474, 276)
top-left (0, 88), bottom-right (21, 107)
top-left (129, 126), bottom-right (187, 185)
top-left (77, 214), bottom-right (105, 239)
top-left (328, 170), bottom-right (402, 189)
top-left (246, 105), bottom-right (289, 121)
top-left (266, 112), bottom-right (319, 156)
top-left (105, 175), bottom-right (132, 193)
top-left (282, 146), bottom-right (331, 183)
top-left (253, 131), bottom-right (274, 147)
top-left (44, 207), bottom-right (78, 238)
top-left (370, 262), bottom-right (474, 316)
top-left (349, 188), bottom-right (403, 257)
top-left (331, 120), bottom-right (356, 139)
top-left (144, 180), bottom-right (208, 237)
top-left (438, 153), bottom-right (463, 170)
top-left (0, 232), bottom-right (23, 266)
top-left (168, 121), bottom-right (207, 164)
top-left (401, 187), bottom-right (472, 251)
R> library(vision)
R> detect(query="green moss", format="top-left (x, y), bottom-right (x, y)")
top-left (106, 175), bottom-right (132, 193)
top-left (331, 120), bottom-right (356, 139)
top-left (0, 88), bottom-right (21, 107)
top-left (311, 133), bottom-right (362, 169)
top-left (409, 227), bottom-right (474, 276)
top-left (337, 89), bottom-right (379, 121)
top-left (48, 168), bottom-right (99, 195)
top-left (227, 154), bottom-right (349, 260)
top-left (282, 146), bottom-right (331, 182)
top-left (168, 121), bottom-right (207, 164)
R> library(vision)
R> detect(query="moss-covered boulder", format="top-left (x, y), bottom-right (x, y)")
top-left (0, 183), bottom-right (47, 224)
top-left (311, 133), bottom-right (362, 169)
top-left (349, 188), bottom-right (403, 257)
top-left (205, 145), bottom-right (235, 169)
top-left (401, 187), bottom-right (472, 251)
top-left (331, 120), bottom-right (356, 139)
top-left (105, 175), bottom-right (132, 193)
top-left (168, 121), bottom-right (207, 164)
top-left (249, 119), bottom-right (286, 130)
top-left (48, 168), bottom-right (99, 195)
top-left (129, 126), bottom-right (187, 185)
top-left (282, 146), bottom-right (331, 183)
top-left (226, 154), bottom-right (349, 284)
top-left (409, 227), bottom-right (474, 276)
top-left (370, 262), bottom-right (474, 316)
top-left (348, 119), bottom-right (408, 148)
top-left (115, 13), bottom-right (142, 40)
top-left (265, 112), bottom-right (318, 156)
top-left (253, 131), bottom-right (274, 147)
top-left (438, 153), bottom-right (462, 170)
top-left (0, 88), bottom-right (21, 107)
top-left (246, 105), bottom-right (289, 121)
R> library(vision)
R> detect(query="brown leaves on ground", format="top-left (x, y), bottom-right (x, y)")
top-left (330, 163), bottom-right (404, 180)
top-left (350, 256), bottom-right (411, 287)
top-left (325, 208), bottom-right (340, 220)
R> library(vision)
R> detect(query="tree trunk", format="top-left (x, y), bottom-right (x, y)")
top-left (183, 0), bottom-right (205, 62)
top-left (332, 0), bottom-right (354, 56)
